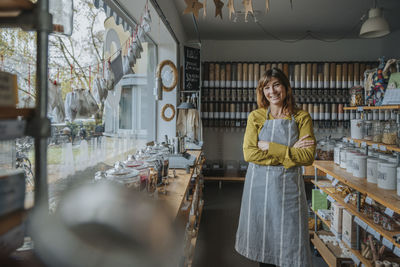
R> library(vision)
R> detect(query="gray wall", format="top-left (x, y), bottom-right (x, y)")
top-left (201, 32), bottom-right (400, 61)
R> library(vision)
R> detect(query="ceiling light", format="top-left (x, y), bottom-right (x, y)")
top-left (359, 8), bottom-right (390, 38)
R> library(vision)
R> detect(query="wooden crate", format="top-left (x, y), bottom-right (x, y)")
top-left (312, 231), bottom-right (353, 267)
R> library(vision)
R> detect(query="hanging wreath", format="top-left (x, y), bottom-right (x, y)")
top-left (161, 103), bottom-right (176, 122)
top-left (156, 60), bottom-right (178, 92)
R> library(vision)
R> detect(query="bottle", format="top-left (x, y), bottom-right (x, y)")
top-left (324, 97), bottom-right (331, 128)
top-left (338, 100), bottom-right (344, 128)
top-left (241, 103), bottom-right (248, 128)
top-left (319, 99), bottom-right (325, 129)
top-left (343, 102), bottom-right (350, 129)
top-left (331, 97), bottom-right (338, 128)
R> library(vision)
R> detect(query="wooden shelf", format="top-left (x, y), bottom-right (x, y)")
top-left (314, 209), bottom-right (331, 229)
top-left (0, 108), bottom-right (34, 119)
top-left (312, 180), bottom-right (400, 250)
top-left (341, 240), bottom-right (373, 267)
top-left (312, 161), bottom-right (400, 214)
top-left (0, 210), bottom-right (26, 236)
top-left (343, 105), bottom-right (400, 111)
top-left (344, 137), bottom-right (400, 153)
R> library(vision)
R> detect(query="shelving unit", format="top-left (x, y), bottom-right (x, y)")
top-left (313, 161), bottom-right (400, 214)
top-left (312, 179), bottom-right (400, 250)
top-left (312, 160), bottom-right (400, 266)
top-left (0, 0), bottom-right (52, 260)
top-left (344, 105), bottom-right (400, 111)
top-left (344, 137), bottom-right (400, 153)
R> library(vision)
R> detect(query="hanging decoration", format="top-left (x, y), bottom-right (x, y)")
top-left (141, 0), bottom-right (152, 33)
top-left (203, 0), bottom-right (207, 17)
top-left (228, 0), bottom-right (235, 20)
top-left (242, 0), bottom-right (253, 22)
top-left (214, 0), bottom-right (224, 19)
top-left (183, 0), bottom-right (204, 19)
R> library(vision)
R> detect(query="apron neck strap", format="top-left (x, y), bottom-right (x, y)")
top-left (267, 107), bottom-right (295, 121)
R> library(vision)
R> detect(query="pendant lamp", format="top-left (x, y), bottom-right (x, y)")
top-left (359, 7), bottom-right (390, 38)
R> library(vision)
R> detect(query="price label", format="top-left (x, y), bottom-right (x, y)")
top-left (385, 207), bottom-right (394, 217)
top-left (394, 247), bottom-right (400, 258)
top-left (357, 107), bottom-right (364, 112)
top-left (350, 139), bottom-right (354, 144)
top-left (382, 237), bottom-right (394, 250)
top-left (367, 226), bottom-right (381, 240)
top-left (327, 195), bottom-right (336, 203)
top-left (380, 145), bottom-right (387, 151)
top-left (344, 194), bottom-right (351, 203)
top-left (354, 216), bottom-right (368, 229)
top-left (326, 174), bottom-right (334, 181)
top-left (332, 179), bottom-right (339, 186)
top-left (365, 196), bottom-right (374, 205)
top-left (361, 142), bottom-right (367, 148)
top-left (372, 144), bottom-right (379, 149)
top-left (350, 253), bottom-right (361, 266)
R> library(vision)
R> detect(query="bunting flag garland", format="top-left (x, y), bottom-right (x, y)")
top-left (213, 0), bottom-right (224, 19)
top-left (242, 0), bottom-right (253, 22)
top-left (183, 0), bottom-right (204, 19)
top-left (228, 0), bottom-right (235, 20)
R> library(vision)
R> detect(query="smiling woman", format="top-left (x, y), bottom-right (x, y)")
top-left (236, 67), bottom-right (316, 267)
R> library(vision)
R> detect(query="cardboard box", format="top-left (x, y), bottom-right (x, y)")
top-left (0, 71), bottom-right (18, 107)
top-left (342, 209), bottom-right (357, 248)
top-left (0, 170), bottom-right (25, 217)
top-left (331, 202), bottom-right (344, 236)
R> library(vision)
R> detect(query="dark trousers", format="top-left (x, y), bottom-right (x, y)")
top-left (259, 263), bottom-right (276, 267)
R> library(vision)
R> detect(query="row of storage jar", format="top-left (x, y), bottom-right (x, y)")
top-left (351, 119), bottom-right (398, 145)
top-left (334, 143), bottom-right (400, 196)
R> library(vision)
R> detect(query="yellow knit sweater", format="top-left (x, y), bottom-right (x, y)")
top-left (243, 108), bottom-right (316, 169)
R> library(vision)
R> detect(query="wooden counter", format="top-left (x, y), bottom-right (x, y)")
top-left (157, 150), bottom-right (202, 219)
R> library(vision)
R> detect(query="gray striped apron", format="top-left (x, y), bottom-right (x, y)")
top-left (235, 109), bottom-right (312, 267)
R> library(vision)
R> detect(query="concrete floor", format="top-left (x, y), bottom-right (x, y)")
top-left (192, 181), bottom-right (329, 267)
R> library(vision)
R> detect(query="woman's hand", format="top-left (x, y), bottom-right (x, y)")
top-left (293, 134), bottom-right (315, 149)
top-left (258, 141), bottom-right (270, 151)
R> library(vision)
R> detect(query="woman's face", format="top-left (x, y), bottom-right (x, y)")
top-left (263, 77), bottom-right (286, 106)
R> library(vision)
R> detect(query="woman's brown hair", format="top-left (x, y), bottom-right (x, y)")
top-left (256, 68), bottom-right (297, 115)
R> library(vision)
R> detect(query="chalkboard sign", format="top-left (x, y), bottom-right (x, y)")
top-left (184, 46), bottom-right (200, 91)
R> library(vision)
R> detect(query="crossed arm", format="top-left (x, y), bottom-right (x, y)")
top-left (243, 111), bottom-right (316, 169)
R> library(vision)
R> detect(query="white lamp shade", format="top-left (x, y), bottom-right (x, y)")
top-left (360, 8), bottom-right (390, 38)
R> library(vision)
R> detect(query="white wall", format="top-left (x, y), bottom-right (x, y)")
top-left (156, 42), bottom-right (178, 143)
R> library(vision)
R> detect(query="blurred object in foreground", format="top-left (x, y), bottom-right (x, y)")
top-left (30, 181), bottom-right (181, 267)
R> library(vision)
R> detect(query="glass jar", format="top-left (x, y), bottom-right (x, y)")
top-left (364, 121), bottom-right (373, 140)
top-left (382, 121), bottom-right (398, 145)
top-left (316, 140), bottom-right (326, 160)
top-left (372, 121), bottom-right (382, 143)
top-left (350, 85), bottom-right (364, 106)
